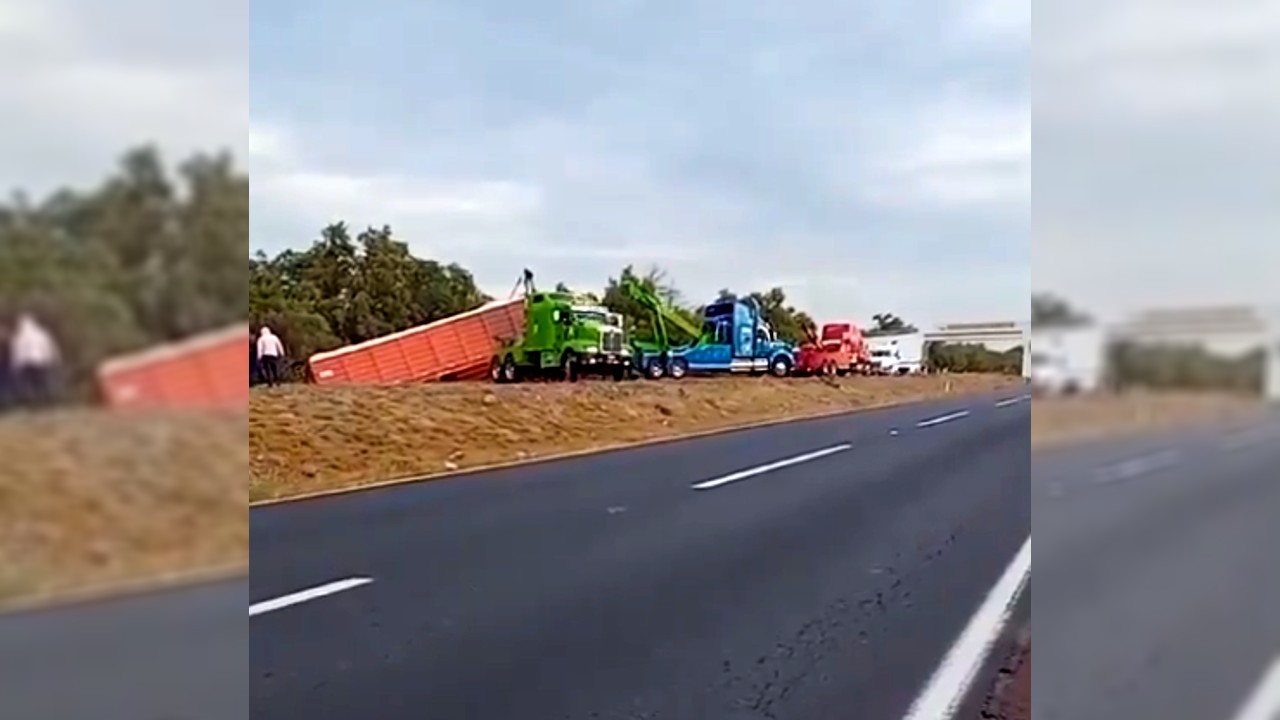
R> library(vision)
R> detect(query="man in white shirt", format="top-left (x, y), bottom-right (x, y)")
top-left (256, 326), bottom-right (287, 386)
top-left (10, 313), bottom-right (60, 407)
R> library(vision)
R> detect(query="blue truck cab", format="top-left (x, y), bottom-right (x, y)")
top-left (667, 299), bottom-right (796, 378)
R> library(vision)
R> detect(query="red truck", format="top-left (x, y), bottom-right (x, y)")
top-left (795, 322), bottom-right (872, 377)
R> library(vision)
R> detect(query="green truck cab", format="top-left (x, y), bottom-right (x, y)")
top-left (491, 274), bottom-right (631, 382)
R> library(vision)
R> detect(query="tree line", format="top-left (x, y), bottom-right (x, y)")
top-left (0, 146), bottom-right (247, 400)
top-left (249, 223), bottom-right (874, 363)
top-left (1033, 292), bottom-right (1267, 393)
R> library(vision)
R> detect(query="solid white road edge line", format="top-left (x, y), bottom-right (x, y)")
top-left (916, 410), bottom-right (971, 428)
top-left (691, 444), bottom-right (851, 490)
top-left (902, 536), bottom-right (1031, 720)
top-left (250, 577), bottom-right (374, 617)
top-left (1232, 655), bottom-right (1280, 720)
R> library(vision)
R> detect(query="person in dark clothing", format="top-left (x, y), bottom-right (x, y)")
top-left (255, 326), bottom-right (286, 387)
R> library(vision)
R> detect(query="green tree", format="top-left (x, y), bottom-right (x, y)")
top-left (0, 145), bottom-right (248, 401)
top-left (1032, 293), bottom-right (1090, 327)
top-left (866, 313), bottom-right (919, 337)
top-left (248, 223), bottom-right (491, 364)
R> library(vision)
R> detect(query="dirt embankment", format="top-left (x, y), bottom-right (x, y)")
top-left (978, 629), bottom-right (1031, 720)
top-left (0, 411), bottom-right (247, 603)
top-left (250, 374), bottom-right (1020, 502)
top-left (1031, 391), bottom-right (1266, 448)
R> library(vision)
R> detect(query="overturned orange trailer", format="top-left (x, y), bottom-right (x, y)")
top-left (98, 323), bottom-right (249, 410)
top-left (308, 299), bottom-right (524, 386)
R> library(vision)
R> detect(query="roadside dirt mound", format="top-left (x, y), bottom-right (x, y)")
top-left (250, 374), bottom-right (1020, 501)
top-left (1031, 391), bottom-right (1265, 448)
top-left (0, 411), bottom-right (247, 603)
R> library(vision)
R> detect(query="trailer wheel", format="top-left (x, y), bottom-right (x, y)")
top-left (770, 356), bottom-right (793, 378)
top-left (668, 357), bottom-right (689, 380)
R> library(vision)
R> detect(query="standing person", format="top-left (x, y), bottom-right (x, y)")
top-left (0, 321), bottom-right (12, 411)
top-left (256, 326), bottom-right (286, 387)
top-left (10, 313), bottom-right (60, 408)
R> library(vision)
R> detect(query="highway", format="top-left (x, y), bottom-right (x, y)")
top-left (1033, 414), bottom-right (1280, 720)
top-left (0, 577), bottom-right (247, 719)
top-left (250, 391), bottom-right (1030, 720)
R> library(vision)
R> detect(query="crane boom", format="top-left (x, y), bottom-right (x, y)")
top-left (620, 278), bottom-right (702, 347)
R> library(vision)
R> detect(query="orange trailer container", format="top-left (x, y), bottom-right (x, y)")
top-left (308, 299), bottom-right (524, 386)
top-left (98, 323), bottom-right (249, 410)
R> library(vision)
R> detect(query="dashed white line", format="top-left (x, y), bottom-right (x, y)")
top-left (1231, 656), bottom-right (1280, 720)
top-left (902, 536), bottom-right (1031, 720)
top-left (1094, 450), bottom-right (1181, 485)
top-left (250, 577), bottom-right (374, 617)
top-left (994, 395), bottom-right (1030, 408)
top-left (916, 410), bottom-right (971, 428)
top-left (691, 444), bottom-right (851, 490)
top-left (1221, 427), bottom-right (1275, 452)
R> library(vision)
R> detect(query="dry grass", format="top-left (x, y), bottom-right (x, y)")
top-left (1031, 391), bottom-right (1267, 448)
top-left (0, 410), bottom-right (247, 603)
top-left (250, 374), bottom-right (1021, 502)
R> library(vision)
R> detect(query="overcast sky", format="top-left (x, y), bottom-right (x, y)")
top-left (248, 0), bottom-right (1030, 328)
top-left (0, 0), bottom-right (245, 195)
top-left (4, 0), bottom-right (1274, 329)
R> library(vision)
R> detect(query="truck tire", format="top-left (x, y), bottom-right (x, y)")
top-left (491, 355), bottom-right (518, 383)
top-left (668, 357), bottom-right (689, 380)
top-left (645, 357), bottom-right (665, 380)
top-left (611, 364), bottom-right (628, 382)
top-left (560, 351), bottom-right (580, 382)
top-left (770, 355), bottom-right (792, 378)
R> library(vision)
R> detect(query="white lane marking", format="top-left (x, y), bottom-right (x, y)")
top-left (250, 577), bottom-right (373, 617)
top-left (1094, 450), bottom-right (1181, 485)
top-left (994, 395), bottom-right (1030, 408)
top-left (902, 536), bottom-right (1031, 720)
top-left (691, 444), bottom-right (851, 490)
top-left (1231, 656), bottom-right (1280, 720)
top-left (1221, 427), bottom-right (1276, 452)
top-left (916, 410), bottom-right (971, 428)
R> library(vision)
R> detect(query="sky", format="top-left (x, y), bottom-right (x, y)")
top-left (0, 0), bottom-right (246, 195)
top-left (2, 0), bottom-right (1273, 330)
top-left (248, 0), bottom-right (1030, 328)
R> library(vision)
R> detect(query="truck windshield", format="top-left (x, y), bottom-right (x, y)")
top-left (573, 311), bottom-right (607, 324)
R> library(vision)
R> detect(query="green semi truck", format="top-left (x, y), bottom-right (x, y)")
top-left (490, 271), bottom-right (632, 382)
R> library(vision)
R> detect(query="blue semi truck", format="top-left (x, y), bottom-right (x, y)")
top-left (664, 298), bottom-right (797, 378)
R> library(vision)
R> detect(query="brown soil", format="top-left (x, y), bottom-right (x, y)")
top-left (1031, 391), bottom-right (1266, 448)
top-left (249, 374), bottom-right (1020, 502)
top-left (978, 628), bottom-right (1031, 720)
top-left (0, 410), bottom-right (247, 604)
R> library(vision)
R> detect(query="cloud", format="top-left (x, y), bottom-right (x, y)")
top-left (1034, 0), bottom-right (1279, 317)
top-left (0, 0), bottom-right (246, 196)
top-left (251, 0), bottom-right (1029, 325)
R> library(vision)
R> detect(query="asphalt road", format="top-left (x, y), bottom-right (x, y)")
top-left (0, 577), bottom-right (248, 720)
top-left (251, 391), bottom-right (1030, 720)
top-left (1033, 412), bottom-right (1280, 720)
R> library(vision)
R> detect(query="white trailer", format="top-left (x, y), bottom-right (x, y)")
top-left (867, 332), bottom-right (925, 375)
top-left (1028, 324), bottom-right (1105, 395)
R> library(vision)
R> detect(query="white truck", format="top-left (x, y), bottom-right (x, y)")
top-left (867, 332), bottom-right (924, 375)
top-left (1028, 324), bottom-right (1105, 395)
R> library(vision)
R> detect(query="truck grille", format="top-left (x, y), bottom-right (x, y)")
top-left (602, 331), bottom-right (623, 353)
